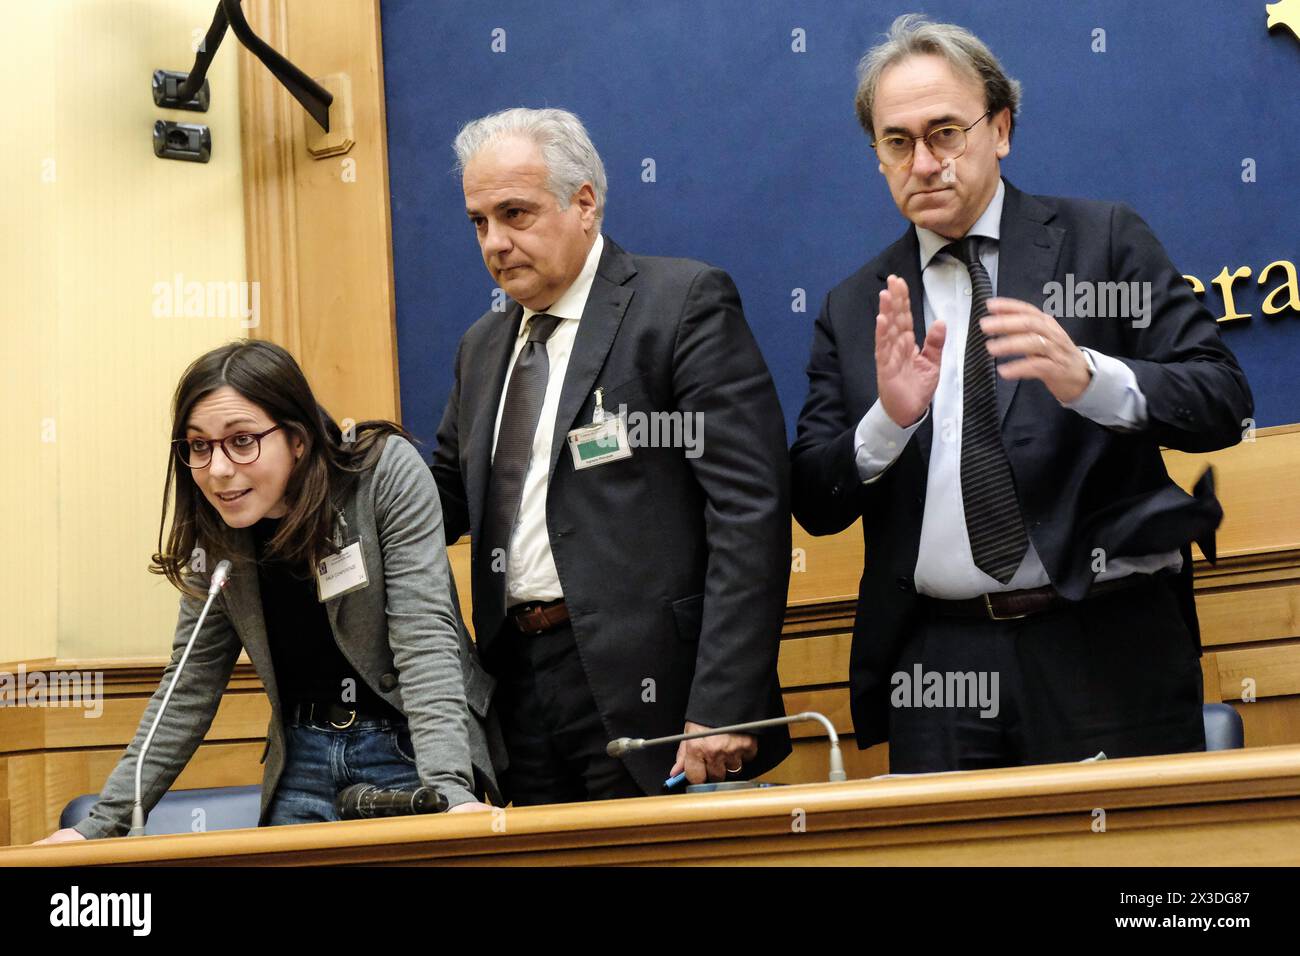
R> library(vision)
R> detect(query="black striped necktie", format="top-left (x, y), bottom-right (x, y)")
top-left (945, 237), bottom-right (1029, 585)
top-left (481, 314), bottom-right (563, 594)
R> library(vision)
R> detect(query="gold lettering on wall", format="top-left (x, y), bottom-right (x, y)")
top-left (1184, 259), bottom-right (1300, 325)
top-left (1260, 260), bottom-right (1300, 316)
top-left (1210, 265), bottom-right (1254, 322)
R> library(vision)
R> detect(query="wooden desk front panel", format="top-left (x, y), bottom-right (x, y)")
top-left (4, 429), bottom-right (1299, 847)
top-left (5, 747), bottom-right (1300, 866)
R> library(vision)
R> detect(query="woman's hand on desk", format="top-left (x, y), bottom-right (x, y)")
top-left (447, 800), bottom-right (495, 814)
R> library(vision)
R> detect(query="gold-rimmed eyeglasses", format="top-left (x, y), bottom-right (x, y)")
top-left (871, 111), bottom-right (992, 168)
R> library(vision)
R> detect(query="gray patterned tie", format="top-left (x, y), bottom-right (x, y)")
top-left (946, 238), bottom-right (1029, 584)
top-left (481, 314), bottom-right (563, 598)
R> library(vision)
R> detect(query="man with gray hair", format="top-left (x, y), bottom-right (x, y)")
top-left (792, 16), bottom-right (1251, 772)
top-left (432, 107), bottom-right (792, 804)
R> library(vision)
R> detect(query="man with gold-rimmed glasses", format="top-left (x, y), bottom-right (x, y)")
top-left (791, 14), bottom-right (1252, 773)
top-left (870, 109), bottom-right (990, 171)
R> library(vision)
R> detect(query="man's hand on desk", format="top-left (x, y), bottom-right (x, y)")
top-left (669, 721), bottom-right (759, 784)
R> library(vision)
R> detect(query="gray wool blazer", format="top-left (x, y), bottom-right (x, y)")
top-left (74, 435), bottom-right (504, 839)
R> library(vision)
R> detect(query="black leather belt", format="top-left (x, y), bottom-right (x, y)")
top-left (508, 598), bottom-right (571, 635)
top-left (920, 572), bottom-right (1164, 622)
top-left (293, 701), bottom-right (390, 729)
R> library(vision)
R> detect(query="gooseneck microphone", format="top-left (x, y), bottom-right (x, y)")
top-left (128, 559), bottom-right (232, 837)
top-left (335, 784), bottom-right (449, 819)
top-left (607, 711), bottom-right (848, 783)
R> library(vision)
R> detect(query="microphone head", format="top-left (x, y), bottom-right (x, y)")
top-left (208, 559), bottom-right (233, 595)
top-left (335, 783), bottom-right (447, 819)
top-left (606, 737), bottom-right (642, 757)
top-left (335, 782), bottom-right (370, 818)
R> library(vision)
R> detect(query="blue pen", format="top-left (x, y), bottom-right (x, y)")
top-left (664, 771), bottom-right (688, 789)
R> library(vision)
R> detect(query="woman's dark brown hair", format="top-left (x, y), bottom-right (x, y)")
top-left (151, 340), bottom-right (409, 596)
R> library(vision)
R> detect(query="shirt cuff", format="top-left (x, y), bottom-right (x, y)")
top-left (1061, 348), bottom-right (1148, 430)
top-left (72, 817), bottom-right (115, 840)
top-left (854, 401), bottom-right (926, 483)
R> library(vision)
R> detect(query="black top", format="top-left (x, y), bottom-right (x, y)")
top-left (251, 516), bottom-right (403, 720)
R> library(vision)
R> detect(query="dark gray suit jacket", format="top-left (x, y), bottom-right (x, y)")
top-left (432, 236), bottom-right (794, 795)
top-left (74, 436), bottom-right (503, 839)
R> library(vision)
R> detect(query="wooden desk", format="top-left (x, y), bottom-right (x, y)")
top-left (5, 745), bottom-right (1300, 866)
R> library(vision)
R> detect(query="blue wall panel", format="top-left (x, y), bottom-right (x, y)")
top-left (380, 0), bottom-right (1300, 449)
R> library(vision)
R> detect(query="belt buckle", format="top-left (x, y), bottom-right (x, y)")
top-left (519, 604), bottom-right (549, 635)
top-left (983, 593), bottom-right (1028, 622)
top-left (329, 708), bottom-right (356, 729)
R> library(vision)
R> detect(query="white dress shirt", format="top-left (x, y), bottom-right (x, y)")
top-left (491, 234), bottom-right (604, 605)
top-left (852, 181), bottom-right (1181, 599)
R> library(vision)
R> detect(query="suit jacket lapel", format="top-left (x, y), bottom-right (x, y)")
top-left (464, 302), bottom-right (523, 532)
top-left (322, 491), bottom-right (361, 640)
top-left (994, 180), bottom-right (1064, 425)
top-left (218, 530), bottom-right (282, 709)
top-left (546, 236), bottom-right (637, 481)
top-left (876, 228), bottom-right (932, 471)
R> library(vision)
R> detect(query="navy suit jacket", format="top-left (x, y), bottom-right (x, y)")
top-left (790, 179), bottom-right (1254, 748)
top-left (433, 236), bottom-right (793, 794)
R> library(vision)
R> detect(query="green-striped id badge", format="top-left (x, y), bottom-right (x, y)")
top-left (566, 414), bottom-right (632, 469)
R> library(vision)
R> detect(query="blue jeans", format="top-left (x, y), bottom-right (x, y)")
top-left (265, 715), bottom-right (423, 826)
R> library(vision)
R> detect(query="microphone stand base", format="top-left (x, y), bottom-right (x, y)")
top-left (683, 780), bottom-right (783, 793)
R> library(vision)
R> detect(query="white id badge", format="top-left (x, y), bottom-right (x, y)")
top-left (567, 414), bottom-right (633, 469)
top-left (315, 539), bottom-right (370, 602)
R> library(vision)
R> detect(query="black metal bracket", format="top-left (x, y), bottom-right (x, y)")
top-left (177, 0), bottom-right (332, 132)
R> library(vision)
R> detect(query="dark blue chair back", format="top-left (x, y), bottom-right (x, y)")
top-left (1203, 702), bottom-right (1245, 751)
top-left (60, 785), bottom-right (262, 835)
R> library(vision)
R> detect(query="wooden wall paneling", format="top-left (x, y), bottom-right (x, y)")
top-left (1197, 577), bottom-right (1300, 647)
top-left (238, 0), bottom-right (399, 424)
top-left (238, 0), bottom-right (302, 359)
top-left (0, 760), bottom-right (8, 844)
top-left (760, 737), bottom-right (890, 784)
top-left (1235, 698), bottom-right (1300, 752)
top-left (1, 660), bottom-right (269, 844)
top-left (1201, 652), bottom-right (1224, 702)
top-left (1164, 424), bottom-right (1300, 559)
top-left (4, 756), bottom-right (46, 850)
top-left (1214, 643), bottom-right (1300, 700)
top-left (7, 742), bottom-right (266, 847)
top-left (778, 632), bottom-right (853, 688)
top-left (790, 520), bottom-right (863, 605)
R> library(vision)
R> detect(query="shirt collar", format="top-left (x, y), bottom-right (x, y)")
top-left (521, 233), bottom-right (605, 326)
top-left (916, 178), bottom-right (1005, 270)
